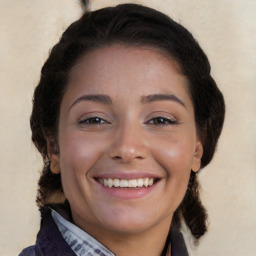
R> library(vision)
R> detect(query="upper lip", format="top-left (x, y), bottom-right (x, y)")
top-left (93, 171), bottom-right (161, 180)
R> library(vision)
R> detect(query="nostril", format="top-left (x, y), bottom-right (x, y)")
top-left (113, 156), bottom-right (122, 160)
top-left (112, 155), bottom-right (144, 162)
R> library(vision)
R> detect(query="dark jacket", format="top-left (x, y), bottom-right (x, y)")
top-left (19, 207), bottom-right (188, 256)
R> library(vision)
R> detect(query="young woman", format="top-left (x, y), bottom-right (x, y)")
top-left (19, 3), bottom-right (225, 256)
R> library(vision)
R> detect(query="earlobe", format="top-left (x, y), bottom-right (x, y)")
top-left (50, 154), bottom-right (60, 174)
top-left (45, 136), bottom-right (60, 174)
top-left (192, 140), bottom-right (203, 173)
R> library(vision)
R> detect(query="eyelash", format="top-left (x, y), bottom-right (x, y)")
top-left (78, 116), bottom-right (177, 127)
top-left (146, 116), bottom-right (177, 125)
top-left (78, 117), bottom-right (109, 125)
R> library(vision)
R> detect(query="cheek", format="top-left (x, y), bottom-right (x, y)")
top-left (58, 131), bottom-right (109, 210)
top-left (58, 131), bottom-right (107, 177)
top-left (152, 135), bottom-right (194, 208)
top-left (153, 135), bottom-right (195, 173)
top-left (150, 133), bottom-right (195, 201)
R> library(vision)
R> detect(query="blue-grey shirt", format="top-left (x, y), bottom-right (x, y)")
top-left (51, 209), bottom-right (115, 256)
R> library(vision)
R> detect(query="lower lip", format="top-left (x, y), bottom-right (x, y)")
top-left (95, 180), bottom-right (159, 199)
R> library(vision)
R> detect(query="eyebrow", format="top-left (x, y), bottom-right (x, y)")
top-left (141, 94), bottom-right (186, 107)
top-left (69, 93), bottom-right (185, 111)
top-left (69, 94), bottom-right (112, 111)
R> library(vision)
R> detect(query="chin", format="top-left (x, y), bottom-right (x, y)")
top-left (94, 205), bottom-right (170, 235)
top-left (101, 218), bottom-right (154, 234)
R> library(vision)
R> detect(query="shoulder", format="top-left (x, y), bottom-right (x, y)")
top-left (18, 205), bottom-right (76, 256)
top-left (18, 245), bottom-right (37, 256)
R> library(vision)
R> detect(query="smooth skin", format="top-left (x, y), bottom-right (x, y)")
top-left (49, 45), bottom-right (203, 256)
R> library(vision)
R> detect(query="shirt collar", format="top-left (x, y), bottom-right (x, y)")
top-left (51, 208), bottom-right (115, 256)
top-left (51, 207), bottom-right (187, 256)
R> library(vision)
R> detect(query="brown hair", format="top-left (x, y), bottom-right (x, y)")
top-left (31, 3), bottom-right (225, 241)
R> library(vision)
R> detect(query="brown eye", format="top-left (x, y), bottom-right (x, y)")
top-left (148, 117), bottom-right (177, 125)
top-left (79, 117), bottom-right (108, 125)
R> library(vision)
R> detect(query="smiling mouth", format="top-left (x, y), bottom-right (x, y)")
top-left (96, 177), bottom-right (158, 188)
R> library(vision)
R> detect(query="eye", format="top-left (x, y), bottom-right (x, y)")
top-left (147, 116), bottom-right (177, 125)
top-left (78, 117), bottom-right (109, 125)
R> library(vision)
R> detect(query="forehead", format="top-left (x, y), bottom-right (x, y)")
top-left (66, 45), bottom-right (191, 104)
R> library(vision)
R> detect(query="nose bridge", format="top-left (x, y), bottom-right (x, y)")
top-left (109, 119), bottom-right (146, 162)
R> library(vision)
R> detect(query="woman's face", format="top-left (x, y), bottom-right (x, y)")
top-left (51, 45), bottom-right (203, 236)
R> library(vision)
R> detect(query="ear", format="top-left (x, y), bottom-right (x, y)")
top-left (46, 137), bottom-right (60, 174)
top-left (50, 154), bottom-right (60, 174)
top-left (192, 139), bottom-right (203, 173)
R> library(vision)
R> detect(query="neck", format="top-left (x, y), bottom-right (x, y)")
top-left (74, 216), bottom-right (172, 256)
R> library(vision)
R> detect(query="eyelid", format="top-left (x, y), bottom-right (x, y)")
top-left (78, 112), bottom-right (112, 124)
top-left (147, 117), bottom-right (177, 125)
top-left (78, 117), bottom-right (109, 124)
top-left (145, 111), bottom-right (178, 125)
top-left (146, 111), bottom-right (177, 120)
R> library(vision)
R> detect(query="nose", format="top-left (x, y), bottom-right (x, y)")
top-left (108, 122), bottom-right (147, 163)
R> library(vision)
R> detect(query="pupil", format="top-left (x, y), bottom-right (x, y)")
top-left (155, 118), bottom-right (164, 124)
top-left (91, 118), bottom-right (99, 123)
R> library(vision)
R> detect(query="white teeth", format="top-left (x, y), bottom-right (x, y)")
top-left (99, 177), bottom-right (155, 188)
top-left (113, 179), bottom-right (119, 187)
top-left (137, 178), bottom-right (144, 187)
top-left (128, 179), bottom-right (137, 188)
top-left (120, 179), bottom-right (129, 187)
top-left (144, 178), bottom-right (149, 187)
top-left (107, 178), bottom-right (113, 188)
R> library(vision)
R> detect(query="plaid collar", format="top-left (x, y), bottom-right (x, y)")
top-left (51, 208), bottom-right (115, 256)
top-left (51, 207), bottom-right (188, 256)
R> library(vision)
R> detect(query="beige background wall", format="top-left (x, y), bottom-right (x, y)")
top-left (0, 0), bottom-right (255, 255)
